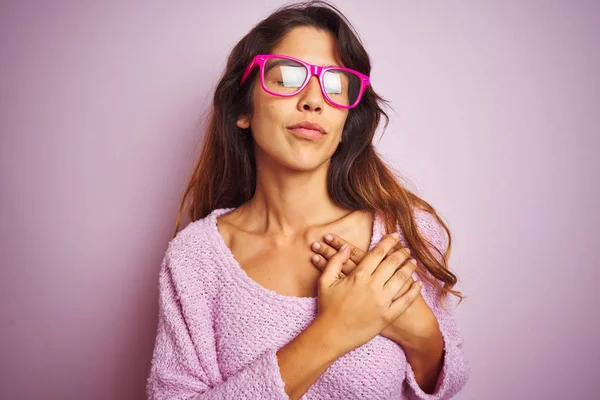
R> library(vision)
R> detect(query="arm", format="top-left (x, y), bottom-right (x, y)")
top-left (402, 210), bottom-right (470, 400)
top-left (146, 246), bottom-right (347, 400)
top-left (402, 322), bottom-right (445, 394)
top-left (403, 279), bottom-right (469, 400)
top-left (277, 316), bottom-right (349, 400)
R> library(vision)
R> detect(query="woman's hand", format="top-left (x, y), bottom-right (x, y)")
top-left (311, 233), bottom-right (440, 348)
top-left (313, 234), bottom-right (425, 354)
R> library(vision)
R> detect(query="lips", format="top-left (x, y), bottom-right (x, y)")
top-left (288, 127), bottom-right (324, 139)
top-left (287, 121), bottom-right (326, 135)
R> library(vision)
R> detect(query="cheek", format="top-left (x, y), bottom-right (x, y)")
top-left (248, 101), bottom-right (289, 154)
top-left (332, 111), bottom-right (349, 138)
top-left (252, 91), bottom-right (285, 124)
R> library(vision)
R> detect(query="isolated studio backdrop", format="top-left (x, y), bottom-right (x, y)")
top-left (1, 1), bottom-right (598, 399)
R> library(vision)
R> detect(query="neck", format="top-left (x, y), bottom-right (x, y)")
top-left (238, 159), bottom-right (351, 238)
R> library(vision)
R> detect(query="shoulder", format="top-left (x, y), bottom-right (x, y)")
top-left (167, 215), bottom-right (212, 258)
top-left (161, 209), bottom-right (228, 282)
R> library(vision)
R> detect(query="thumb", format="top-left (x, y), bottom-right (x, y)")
top-left (320, 243), bottom-right (350, 285)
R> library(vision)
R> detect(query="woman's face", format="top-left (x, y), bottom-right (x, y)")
top-left (237, 26), bottom-right (349, 173)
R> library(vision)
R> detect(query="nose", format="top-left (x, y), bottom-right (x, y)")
top-left (297, 75), bottom-right (324, 112)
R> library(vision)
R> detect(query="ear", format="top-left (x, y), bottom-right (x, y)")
top-left (236, 115), bottom-right (250, 129)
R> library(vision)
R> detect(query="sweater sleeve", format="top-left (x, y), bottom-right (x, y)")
top-left (146, 245), bottom-right (290, 400)
top-left (403, 211), bottom-right (470, 400)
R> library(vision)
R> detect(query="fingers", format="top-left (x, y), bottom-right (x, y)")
top-left (318, 243), bottom-right (351, 287)
top-left (390, 274), bottom-right (415, 302)
top-left (386, 279), bottom-right (423, 319)
top-left (311, 240), bottom-right (353, 265)
top-left (314, 232), bottom-right (413, 290)
top-left (311, 241), bottom-right (357, 276)
top-left (310, 253), bottom-right (347, 279)
top-left (380, 256), bottom-right (418, 299)
top-left (371, 247), bottom-right (414, 288)
top-left (322, 234), bottom-right (366, 265)
top-left (353, 233), bottom-right (402, 277)
top-left (312, 232), bottom-right (398, 268)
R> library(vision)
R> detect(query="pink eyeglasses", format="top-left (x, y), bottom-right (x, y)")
top-left (240, 54), bottom-right (370, 109)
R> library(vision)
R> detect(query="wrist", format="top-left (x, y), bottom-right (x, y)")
top-left (392, 316), bottom-right (441, 350)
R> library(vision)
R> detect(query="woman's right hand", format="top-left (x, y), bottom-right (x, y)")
top-left (315, 233), bottom-right (421, 352)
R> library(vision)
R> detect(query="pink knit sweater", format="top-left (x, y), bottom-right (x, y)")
top-left (146, 207), bottom-right (469, 399)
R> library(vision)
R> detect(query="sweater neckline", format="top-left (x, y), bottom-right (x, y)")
top-left (208, 207), bottom-right (383, 306)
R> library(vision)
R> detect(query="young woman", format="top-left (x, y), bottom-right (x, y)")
top-left (146, 1), bottom-right (469, 399)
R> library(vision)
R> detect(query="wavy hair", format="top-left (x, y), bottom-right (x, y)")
top-left (173, 0), bottom-right (464, 308)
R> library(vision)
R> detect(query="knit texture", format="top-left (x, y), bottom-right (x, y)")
top-left (146, 207), bottom-right (470, 399)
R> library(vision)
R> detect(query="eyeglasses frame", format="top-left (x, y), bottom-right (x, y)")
top-left (239, 54), bottom-right (370, 109)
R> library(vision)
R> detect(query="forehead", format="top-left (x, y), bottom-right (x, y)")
top-left (271, 26), bottom-right (342, 67)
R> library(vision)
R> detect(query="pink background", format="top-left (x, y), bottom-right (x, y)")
top-left (1, 1), bottom-right (598, 399)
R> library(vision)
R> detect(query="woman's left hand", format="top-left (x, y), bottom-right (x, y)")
top-left (310, 233), bottom-right (440, 348)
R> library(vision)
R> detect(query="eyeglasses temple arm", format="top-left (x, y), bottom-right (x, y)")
top-left (240, 57), bottom-right (258, 85)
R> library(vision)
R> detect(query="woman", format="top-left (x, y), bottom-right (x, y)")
top-left (146, 1), bottom-right (469, 399)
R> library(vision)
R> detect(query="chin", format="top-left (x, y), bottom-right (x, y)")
top-left (279, 155), bottom-right (330, 173)
top-left (255, 141), bottom-right (335, 173)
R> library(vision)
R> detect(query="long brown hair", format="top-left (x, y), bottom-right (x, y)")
top-left (174, 0), bottom-right (464, 308)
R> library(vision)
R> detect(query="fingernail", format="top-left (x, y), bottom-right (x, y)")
top-left (312, 242), bottom-right (321, 250)
top-left (311, 255), bottom-right (320, 263)
top-left (340, 243), bottom-right (348, 250)
top-left (391, 232), bottom-right (400, 239)
top-left (325, 234), bottom-right (333, 242)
